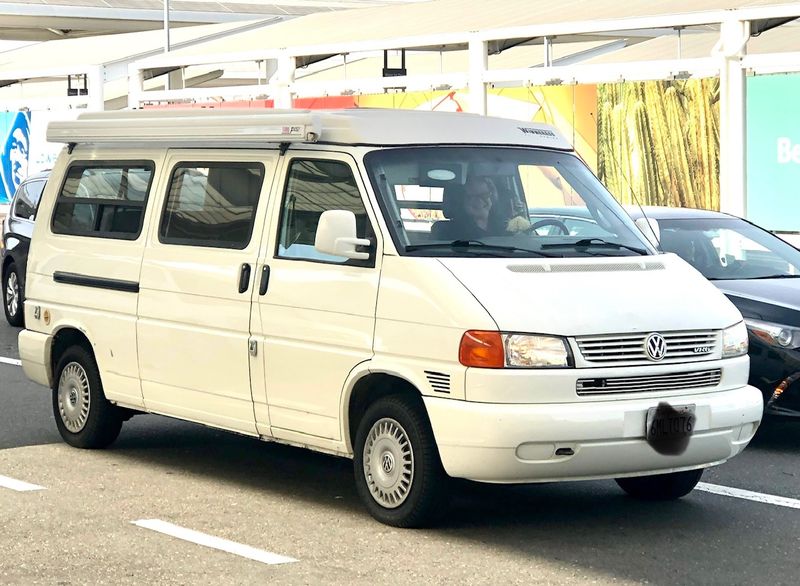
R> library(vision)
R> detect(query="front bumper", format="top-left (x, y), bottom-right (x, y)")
top-left (424, 385), bottom-right (763, 483)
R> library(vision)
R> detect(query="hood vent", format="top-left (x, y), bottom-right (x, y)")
top-left (425, 371), bottom-right (451, 394)
top-left (508, 260), bottom-right (665, 274)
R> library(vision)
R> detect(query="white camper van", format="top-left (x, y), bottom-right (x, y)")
top-left (19, 109), bottom-right (762, 527)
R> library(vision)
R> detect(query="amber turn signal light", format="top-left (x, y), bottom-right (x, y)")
top-left (459, 330), bottom-right (504, 368)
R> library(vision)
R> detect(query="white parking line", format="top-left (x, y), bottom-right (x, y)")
top-left (0, 474), bottom-right (46, 492)
top-left (0, 356), bottom-right (22, 366)
top-left (132, 519), bottom-right (297, 565)
top-left (697, 482), bottom-right (800, 510)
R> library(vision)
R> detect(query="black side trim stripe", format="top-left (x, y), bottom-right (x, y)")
top-left (53, 271), bottom-right (139, 293)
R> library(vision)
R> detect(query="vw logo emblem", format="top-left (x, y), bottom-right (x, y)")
top-left (645, 333), bottom-right (667, 361)
top-left (381, 452), bottom-right (395, 473)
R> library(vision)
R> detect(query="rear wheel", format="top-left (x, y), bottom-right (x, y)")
top-left (616, 468), bottom-right (704, 500)
top-left (354, 395), bottom-right (449, 527)
top-left (53, 345), bottom-right (123, 449)
top-left (3, 261), bottom-right (24, 327)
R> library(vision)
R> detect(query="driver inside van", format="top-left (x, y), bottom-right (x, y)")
top-left (443, 176), bottom-right (530, 240)
top-left (458, 176), bottom-right (499, 238)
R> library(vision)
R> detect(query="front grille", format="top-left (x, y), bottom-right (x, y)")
top-left (575, 330), bottom-right (718, 365)
top-left (576, 368), bottom-right (722, 396)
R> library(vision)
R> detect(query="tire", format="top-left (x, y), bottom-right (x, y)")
top-left (3, 261), bottom-right (24, 327)
top-left (616, 468), bottom-right (704, 501)
top-left (353, 394), bottom-right (449, 527)
top-left (52, 345), bottom-right (123, 449)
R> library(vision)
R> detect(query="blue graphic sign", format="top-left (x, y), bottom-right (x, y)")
top-left (0, 111), bottom-right (31, 204)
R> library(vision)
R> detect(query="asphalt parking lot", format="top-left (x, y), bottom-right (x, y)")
top-left (1, 321), bottom-right (799, 585)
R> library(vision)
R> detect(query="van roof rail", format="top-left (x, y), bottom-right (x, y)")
top-left (47, 109), bottom-right (321, 146)
top-left (46, 108), bottom-right (573, 151)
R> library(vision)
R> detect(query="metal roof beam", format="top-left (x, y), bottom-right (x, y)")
top-left (0, 5), bottom-right (283, 25)
top-left (483, 57), bottom-right (719, 86)
top-left (742, 51), bottom-right (800, 74)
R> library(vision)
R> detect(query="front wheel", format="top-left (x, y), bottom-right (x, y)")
top-left (3, 261), bottom-right (24, 327)
top-left (53, 345), bottom-right (123, 449)
top-left (616, 468), bottom-right (704, 501)
top-left (354, 395), bottom-right (449, 527)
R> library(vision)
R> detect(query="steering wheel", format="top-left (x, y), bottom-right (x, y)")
top-left (528, 218), bottom-right (570, 235)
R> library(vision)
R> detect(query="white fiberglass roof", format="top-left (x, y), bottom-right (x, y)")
top-left (47, 107), bottom-right (574, 150)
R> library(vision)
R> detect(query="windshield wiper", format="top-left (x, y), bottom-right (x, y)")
top-left (405, 240), bottom-right (560, 258)
top-left (541, 237), bottom-right (649, 256)
top-left (744, 274), bottom-right (800, 280)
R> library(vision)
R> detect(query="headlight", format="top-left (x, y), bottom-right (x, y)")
top-left (504, 334), bottom-right (571, 368)
top-left (722, 321), bottom-right (749, 358)
top-left (458, 330), bottom-right (572, 368)
top-left (745, 318), bottom-right (800, 349)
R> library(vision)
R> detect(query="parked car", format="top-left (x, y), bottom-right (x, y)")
top-left (1, 171), bottom-right (48, 327)
top-left (627, 206), bottom-right (800, 418)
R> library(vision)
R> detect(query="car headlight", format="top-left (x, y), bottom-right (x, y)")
top-left (722, 321), bottom-right (749, 358)
top-left (504, 334), bottom-right (571, 367)
top-left (745, 318), bottom-right (800, 349)
top-left (459, 331), bottom-right (572, 368)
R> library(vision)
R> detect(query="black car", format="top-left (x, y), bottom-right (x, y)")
top-left (628, 206), bottom-right (800, 418)
top-left (1, 171), bottom-right (48, 327)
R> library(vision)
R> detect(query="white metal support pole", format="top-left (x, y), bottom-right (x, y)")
top-left (87, 65), bottom-right (105, 111)
top-left (164, 0), bottom-right (171, 53)
top-left (127, 64), bottom-right (144, 109)
top-left (164, 0), bottom-right (171, 91)
top-left (468, 37), bottom-right (488, 115)
top-left (544, 36), bottom-right (553, 67)
top-left (717, 19), bottom-right (750, 217)
top-left (274, 54), bottom-right (296, 109)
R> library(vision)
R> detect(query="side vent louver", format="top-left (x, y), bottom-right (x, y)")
top-left (425, 371), bottom-right (451, 394)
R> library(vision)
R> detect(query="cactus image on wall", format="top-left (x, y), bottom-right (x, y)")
top-left (597, 79), bottom-right (720, 210)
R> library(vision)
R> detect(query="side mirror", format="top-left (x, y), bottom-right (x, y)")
top-left (315, 210), bottom-right (371, 260)
top-left (634, 217), bottom-right (660, 248)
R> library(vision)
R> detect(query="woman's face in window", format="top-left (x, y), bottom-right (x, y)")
top-left (463, 180), bottom-right (493, 225)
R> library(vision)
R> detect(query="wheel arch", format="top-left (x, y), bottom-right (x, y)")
top-left (1, 254), bottom-right (14, 275)
top-left (344, 370), bottom-right (426, 454)
top-left (2, 254), bottom-right (19, 286)
top-left (50, 327), bottom-right (95, 388)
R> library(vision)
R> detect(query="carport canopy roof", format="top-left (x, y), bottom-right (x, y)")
top-left (132, 0), bottom-right (800, 69)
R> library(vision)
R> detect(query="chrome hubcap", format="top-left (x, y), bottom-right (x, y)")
top-left (58, 362), bottom-right (91, 433)
top-left (363, 417), bottom-right (414, 509)
top-left (5, 271), bottom-right (19, 317)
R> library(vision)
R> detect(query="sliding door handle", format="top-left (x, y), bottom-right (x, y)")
top-left (238, 263), bottom-right (252, 294)
top-left (259, 265), bottom-right (271, 296)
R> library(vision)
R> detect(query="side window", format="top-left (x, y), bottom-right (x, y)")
top-left (12, 180), bottom-right (44, 221)
top-left (51, 162), bottom-right (154, 239)
top-left (160, 162), bottom-right (265, 249)
top-left (276, 159), bottom-right (372, 264)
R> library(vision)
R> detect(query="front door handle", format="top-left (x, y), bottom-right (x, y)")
top-left (259, 265), bottom-right (271, 296)
top-left (238, 263), bottom-right (252, 294)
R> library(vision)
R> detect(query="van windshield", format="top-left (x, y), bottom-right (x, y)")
top-left (364, 147), bottom-right (654, 258)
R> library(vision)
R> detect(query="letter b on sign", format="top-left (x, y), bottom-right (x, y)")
top-left (777, 137), bottom-right (800, 164)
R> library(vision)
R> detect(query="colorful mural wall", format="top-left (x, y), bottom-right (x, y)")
top-left (169, 82), bottom-right (723, 213)
top-left (596, 79), bottom-right (720, 210)
top-left (352, 86), bottom-right (599, 172)
top-left (1, 111), bottom-right (31, 204)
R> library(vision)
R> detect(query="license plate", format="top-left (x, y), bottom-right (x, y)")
top-left (646, 403), bottom-right (696, 442)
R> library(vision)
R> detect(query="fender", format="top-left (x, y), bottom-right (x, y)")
top-left (338, 355), bottom-right (466, 452)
